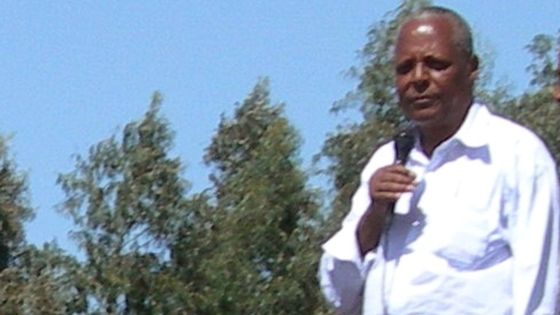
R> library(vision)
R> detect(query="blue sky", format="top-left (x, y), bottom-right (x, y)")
top-left (0, 1), bottom-right (557, 254)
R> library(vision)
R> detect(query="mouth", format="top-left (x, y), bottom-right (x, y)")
top-left (408, 95), bottom-right (437, 108)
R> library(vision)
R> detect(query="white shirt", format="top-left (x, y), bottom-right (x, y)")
top-left (319, 103), bottom-right (560, 315)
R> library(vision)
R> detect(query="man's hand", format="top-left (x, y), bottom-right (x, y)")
top-left (369, 164), bottom-right (416, 205)
top-left (357, 164), bottom-right (416, 257)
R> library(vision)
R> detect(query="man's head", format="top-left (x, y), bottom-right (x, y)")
top-left (554, 52), bottom-right (560, 104)
top-left (394, 7), bottom-right (479, 137)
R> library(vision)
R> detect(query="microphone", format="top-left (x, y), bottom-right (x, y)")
top-left (394, 128), bottom-right (415, 165)
top-left (388, 128), bottom-right (415, 215)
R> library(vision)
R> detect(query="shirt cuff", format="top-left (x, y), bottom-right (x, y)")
top-left (322, 226), bottom-right (376, 276)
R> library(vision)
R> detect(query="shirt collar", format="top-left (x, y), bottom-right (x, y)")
top-left (449, 102), bottom-right (491, 148)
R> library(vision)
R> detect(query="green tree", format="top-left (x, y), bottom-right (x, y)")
top-left (0, 243), bottom-right (85, 314)
top-left (57, 93), bottom-right (198, 314)
top-left (168, 192), bottom-right (218, 313)
top-left (0, 136), bottom-right (34, 271)
top-left (202, 79), bottom-right (327, 314)
top-left (0, 137), bottom-right (81, 314)
top-left (502, 31), bottom-right (560, 168)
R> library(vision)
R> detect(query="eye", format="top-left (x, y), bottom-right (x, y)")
top-left (425, 57), bottom-right (451, 71)
top-left (395, 60), bottom-right (414, 75)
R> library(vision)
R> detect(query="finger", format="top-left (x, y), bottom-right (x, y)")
top-left (374, 181), bottom-right (415, 194)
top-left (389, 165), bottom-right (417, 179)
top-left (381, 172), bottom-right (416, 185)
top-left (374, 165), bottom-right (416, 182)
top-left (372, 191), bottom-right (403, 202)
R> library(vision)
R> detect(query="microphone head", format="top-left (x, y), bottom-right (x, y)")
top-left (394, 128), bottom-right (415, 165)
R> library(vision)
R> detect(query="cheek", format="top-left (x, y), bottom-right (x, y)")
top-left (430, 72), bottom-right (453, 88)
top-left (395, 78), bottom-right (408, 94)
top-left (432, 73), bottom-right (468, 97)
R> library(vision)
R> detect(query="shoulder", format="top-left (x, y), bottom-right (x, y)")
top-left (480, 106), bottom-right (546, 150)
top-left (483, 108), bottom-right (556, 175)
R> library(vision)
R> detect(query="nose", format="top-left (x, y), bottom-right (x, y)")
top-left (411, 63), bottom-right (429, 92)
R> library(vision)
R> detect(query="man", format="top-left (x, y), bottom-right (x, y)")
top-left (319, 6), bottom-right (559, 315)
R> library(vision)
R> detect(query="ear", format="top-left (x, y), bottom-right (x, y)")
top-left (468, 54), bottom-right (480, 81)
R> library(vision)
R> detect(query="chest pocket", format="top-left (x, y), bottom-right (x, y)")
top-left (415, 165), bottom-right (510, 270)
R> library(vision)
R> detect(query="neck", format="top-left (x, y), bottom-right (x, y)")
top-left (418, 115), bottom-right (466, 158)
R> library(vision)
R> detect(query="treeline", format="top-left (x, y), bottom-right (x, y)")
top-left (0, 1), bottom-right (558, 314)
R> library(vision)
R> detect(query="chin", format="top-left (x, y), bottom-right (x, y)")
top-left (403, 101), bottom-right (439, 117)
top-left (409, 113), bottom-right (445, 130)
top-left (407, 110), bottom-right (439, 124)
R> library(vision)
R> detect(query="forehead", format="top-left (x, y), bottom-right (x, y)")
top-left (395, 16), bottom-right (457, 57)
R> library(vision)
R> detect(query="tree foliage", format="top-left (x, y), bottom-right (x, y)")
top-left (202, 79), bottom-right (327, 314)
top-left (57, 93), bottom-right (200, 314)
top-left (0, 136), bottom-right (34, 271)
top-left (0, 137), bottom-right (81, 314)
top-left (0, 243), bottom-right (84, 314)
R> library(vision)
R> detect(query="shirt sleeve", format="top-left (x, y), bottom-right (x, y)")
top-left (318, 177), bottom-right (375, 314)
top-left (510, 145), bottom-right (560, 315)
top-left (318, 253), bottom-right (369, 315)
top-left (318, 143), bottom-right (393, 314)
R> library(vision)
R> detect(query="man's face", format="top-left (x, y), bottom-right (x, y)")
top-left (394, 16), bottom-right (477, 132)
top-left (554, 54), bottom-right (560, 104)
